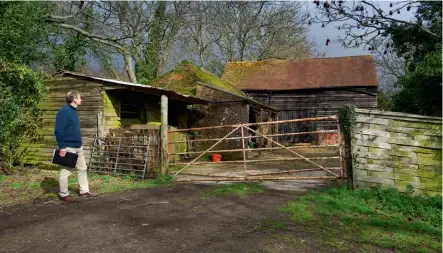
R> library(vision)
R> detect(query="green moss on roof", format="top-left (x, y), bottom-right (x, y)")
top-left (223, 56), bottom-right (378, 90)
top-left (223, 60), bottom-right (284, 85)
top-left (150, 61), bottom-right (245, 96)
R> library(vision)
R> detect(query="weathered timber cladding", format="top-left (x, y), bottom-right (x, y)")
top-left (29, 74), bottom-right (202, 168)
top-left (277, 109), bottom-right (318, 143)
top-left (244, 87), bottom-right (377, 144)
top-left (351, 109), bottom-right (442, 196)
top-left (26, 79), bottom-right (103, 166)
top-left (246, 87), bottom-right (377, 110)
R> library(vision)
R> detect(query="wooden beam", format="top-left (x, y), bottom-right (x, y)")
top-left (161, 95), bottom-right (169, 176)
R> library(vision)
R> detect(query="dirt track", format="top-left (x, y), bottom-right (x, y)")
top-left (0, 183), bottom-right (302, 253)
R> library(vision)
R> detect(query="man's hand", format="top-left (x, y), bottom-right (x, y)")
top-left (59, 149), bottom-right (67, 157)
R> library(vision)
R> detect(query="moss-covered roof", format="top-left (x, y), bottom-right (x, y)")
top-left (223, 55), bottom-right (379, 90)
top-left (149, 61), bottom-right (246, 97)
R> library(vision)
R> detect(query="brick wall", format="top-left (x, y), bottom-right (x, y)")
top-left (191, 85), bottom-right (249, 160)
top-left (350, 109), bottom-right (442, 196)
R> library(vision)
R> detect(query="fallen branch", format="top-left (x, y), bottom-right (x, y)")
top-left (116, 197), bottom-right (132, 204)
top-left (133, 201), bottom-right (169, 207)
top-left (242, 224), bottom-right (262, 234)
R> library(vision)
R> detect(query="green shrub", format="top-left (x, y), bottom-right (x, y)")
top-left (0, 60), bottom-right (47, 173)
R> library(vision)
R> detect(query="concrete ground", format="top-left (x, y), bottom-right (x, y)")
top-left (174, 147), bottom-right (343, 184)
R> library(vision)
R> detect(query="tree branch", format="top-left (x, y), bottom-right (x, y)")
top-left (361, 1), bottom-right (440, 38)
top-left (49, 22), bottom-right (129, 55)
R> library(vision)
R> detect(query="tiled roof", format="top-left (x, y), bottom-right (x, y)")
top-left (222, 55), bottom-right (379, 90)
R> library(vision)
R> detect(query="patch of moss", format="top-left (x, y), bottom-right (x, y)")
top-left (223, 60), bottom-right (284, 85)
top-left (186, 64), bottom-right (245, 95)
top-left (149, 61), bottom-right (245, 97)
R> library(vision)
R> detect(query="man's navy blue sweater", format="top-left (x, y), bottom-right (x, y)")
top-left (54, 104), bottom-right (82, 149)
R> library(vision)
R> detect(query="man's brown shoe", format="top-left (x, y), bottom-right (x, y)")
top-left (79, 192), bottom-right (98, 197)
top-left (61, 195), bottom-right (73, 203)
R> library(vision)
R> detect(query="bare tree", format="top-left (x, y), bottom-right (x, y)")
top-left (47, 2), bottom-right (137, 82)
top-left (46, 1), bottom-right (187, 83)
top-left (175, 1), bottom-right (315, 76)
top-left (47, 1), bottom-right (316, 81)
top-left (311, 0), bottom-right (440, 51)
top-left (148, 2), bottom-right (188, 78)
top-left (212, 1), bottom-right (314, 61)
top-left (375, 50), bottom-right (406, 91)
top-left (176, 2), bottom-right (220, 67)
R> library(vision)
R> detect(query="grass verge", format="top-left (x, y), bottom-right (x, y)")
top-left (276, 186), bottom-right (442, 252)
top-left (0, 169), bottom-right (174, 207)
top-left (201, 182), bottom-right (264, 198)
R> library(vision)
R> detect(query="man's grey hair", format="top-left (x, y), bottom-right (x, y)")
top-left (66, 90), bottom-right (80, 103)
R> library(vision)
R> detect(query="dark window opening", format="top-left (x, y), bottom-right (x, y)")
top-left (120, 102), bottom-right (139, 119)
top-left (120, 100), bottom-right (145, 121)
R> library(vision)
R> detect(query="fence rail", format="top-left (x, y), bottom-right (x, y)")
top-left (168, 116), bottom-right (344, 181)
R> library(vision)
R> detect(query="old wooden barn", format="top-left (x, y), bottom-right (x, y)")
top-left (223, 55), bottom-right (379, 144)
top-left (28, 63), bottom-right (276, 173)
top-left (28, 71), bottom-right (209, 173)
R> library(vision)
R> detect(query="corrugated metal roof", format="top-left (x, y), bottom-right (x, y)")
top-left (223, 55), bottom-right (379, 91)
top-left (60, 71), bottom-right (211, 105)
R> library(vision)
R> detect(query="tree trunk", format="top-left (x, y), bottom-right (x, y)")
top-left (139, 1), bottom-right (166, 82)
top-left (124, 53), bottom-right (137, 83)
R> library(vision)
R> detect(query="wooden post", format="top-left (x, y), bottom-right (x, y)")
top-left (161, 95), bottom-right (169, 176)
top-left (96, 111), bottom-right (105, 139)
top-left (96, 111), bottom-right (104, 165)
top-left (258, 110), bottom-right (263, 156)
top-left (272, 113), bottom-right (279, 150)
top-left (336, 119), bottom-right (345, 179)
top-left (241, 125), bottom-right (247, 179)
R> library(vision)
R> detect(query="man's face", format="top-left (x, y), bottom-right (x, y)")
top-left (73, 94), bottom-right (82, 106)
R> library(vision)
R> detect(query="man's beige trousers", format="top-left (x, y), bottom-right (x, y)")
top-left (59, 147), bottom-right (90, 197)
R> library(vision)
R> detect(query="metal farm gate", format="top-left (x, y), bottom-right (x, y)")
top-left (88, 129), bottom-right (161, 179)
top-left (168, 116), bottom-right (345, 182)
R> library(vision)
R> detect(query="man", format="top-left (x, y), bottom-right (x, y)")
top-left (55, 90), bottom-right (97, 202)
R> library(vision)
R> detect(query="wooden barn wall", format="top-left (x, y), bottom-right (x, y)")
top-left (103, 89), bottom-right (188, 165)
top-left (103, 90), bottom-right (122, 130)
top-left (26, 78), bottom-right (104, 167)
top-left (104, 90), bottom-right (149, 129)
top-left (245, 87), bottom-right (378, 143)
top-left (28, 78), bottom-right (192, 168)
top-left (104, 90), bottom-right (187, 130)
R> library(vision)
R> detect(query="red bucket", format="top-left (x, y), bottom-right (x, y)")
top-left (212, 154), bottom-right (222, 163)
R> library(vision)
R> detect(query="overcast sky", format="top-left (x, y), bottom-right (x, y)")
top-left (306, 0), bottom-right (415, 57)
